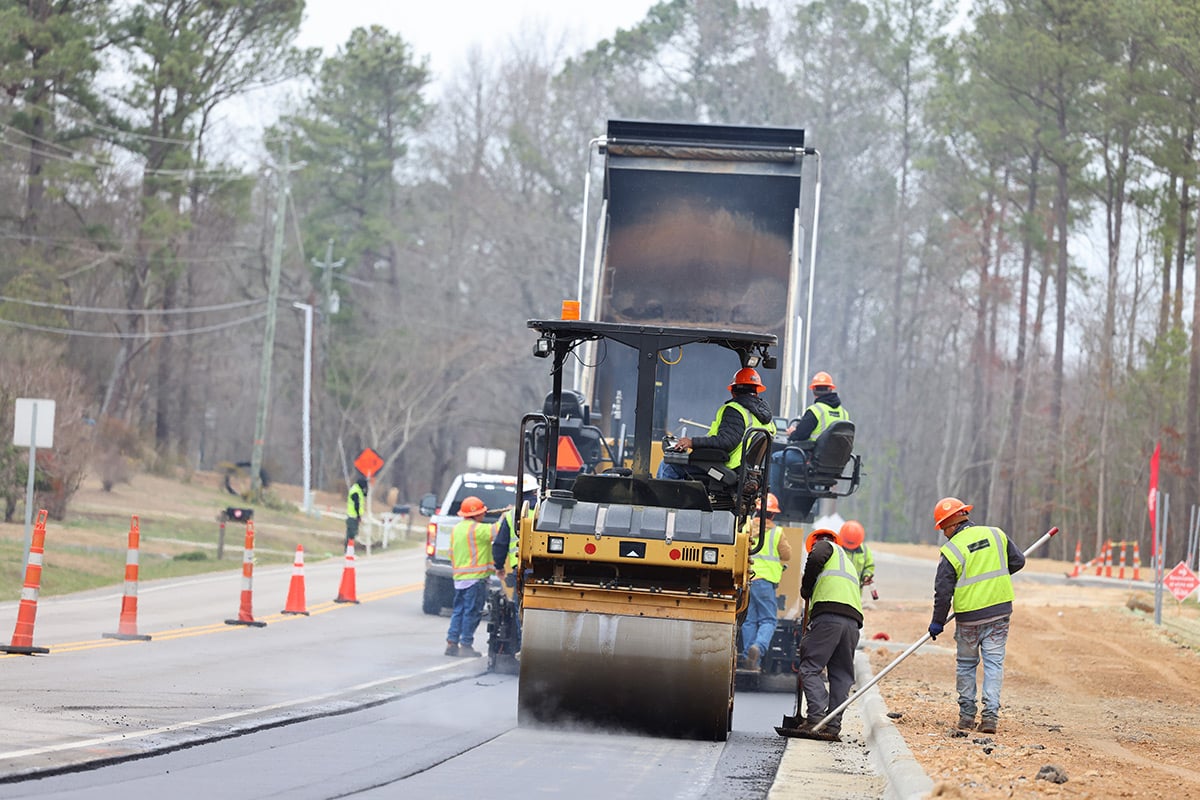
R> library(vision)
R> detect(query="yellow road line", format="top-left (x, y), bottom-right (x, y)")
top-left (0, 582), bottom-right (422, 657)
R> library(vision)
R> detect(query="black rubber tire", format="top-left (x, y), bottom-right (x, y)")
top-left (421, 578), bottom-right (443, 615)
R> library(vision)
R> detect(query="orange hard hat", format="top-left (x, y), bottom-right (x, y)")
top-left (933, 497), bottom-right (972, 530)
top-left (459, 496), bottom-right (487, 518)
top-left (756, 493), bottom-right (781, 515)
top-left (805, 528), bottom-right (839, 553)
top-left (729, 367), bottom-right (765, 394)
top-left (839, 520), bottom-right (865, 549)
top-left (809, 371), bottom-right (836, 391)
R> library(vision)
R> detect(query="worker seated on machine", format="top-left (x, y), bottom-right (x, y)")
top-left (657, 368), bottom-right (776, 482)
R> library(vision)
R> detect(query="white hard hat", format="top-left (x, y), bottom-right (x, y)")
top-left (522, 474), bottom-right (540, 494)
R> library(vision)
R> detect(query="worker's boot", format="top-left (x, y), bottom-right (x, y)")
top-left (957, 715), bottom-right (975, 730)
top-left (978, 716), bottom-right (998, 734)
top-left (444, 641), bottom-right (459, 657)
top-left (457, 645), bottom-right (483, 658)
top-left (745, 644), bottom-right (761, 671)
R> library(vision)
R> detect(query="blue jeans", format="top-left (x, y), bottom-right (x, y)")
top-left (769, 448), bottom-right (807, 494)
top-left (741, 578), bottom-right (778, 657)
top-left (657, 461), bottom-right (707, 480)
top-left (955, 617), bottom-right (1010, 719)
top-left (447, 579), bottom-right (487, 647)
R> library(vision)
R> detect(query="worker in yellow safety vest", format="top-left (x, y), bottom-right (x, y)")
top-left (770, 371), bottom-right (850, 514)
top-left (445, 496), bottom-right (493, 658)
top-left (493, 478), bottom-right (539, 650)
top-left (794, 527), bottom-right (862, 742)
top-left (927, 497), bottom-right (1025, 735)
top-left (838, 520), bottom-right (875, 589)
top-left (345, 475), bottom-right (368, 546)
top-left (657, 367), bottom-right (776, 480)
top-left (738, 493), bottom-right (791, 671)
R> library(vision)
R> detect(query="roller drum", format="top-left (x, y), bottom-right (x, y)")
top-left (517, 608), bottom-right (734, 741)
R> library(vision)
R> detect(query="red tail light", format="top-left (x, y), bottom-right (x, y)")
top-left (426, 523), bottom-right (437, 557)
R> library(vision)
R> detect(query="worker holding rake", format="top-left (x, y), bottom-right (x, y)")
top-left (928, 497), bottom-right (1026, 735)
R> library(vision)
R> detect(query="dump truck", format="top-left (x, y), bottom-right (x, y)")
top-left (573, 120), bottom-right (859, 522)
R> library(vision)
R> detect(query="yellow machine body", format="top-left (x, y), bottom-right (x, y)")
top-left (515, 493), bottom-right (751, 741)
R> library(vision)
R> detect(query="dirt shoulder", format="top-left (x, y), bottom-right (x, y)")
top-left (865, 542), bottom-right (1200, 799)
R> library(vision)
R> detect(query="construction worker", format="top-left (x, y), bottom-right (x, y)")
top-left (839, 520), bottom-right (875, 590)
top-left (770, 371), bottom-right (850, 509)
top-left (657, 367), bottom-right (776, 480)
top-left (795, 527), bottom-right (862, 741)
top-left (493, 476), bottom-right (539, 649)
top-left (344, 475), bottom-right (368, 546)
top-left (739, 493), bottom-right (792, 671)
top-left (927, 497), bottom-right (1026, 735)
top-left (445, 496), bottom-right (494, 657)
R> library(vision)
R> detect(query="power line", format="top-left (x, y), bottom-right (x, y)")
top-left (0, 295), bottom-right (267, 315)
top-left (0, 310), bottom-right (268, 338)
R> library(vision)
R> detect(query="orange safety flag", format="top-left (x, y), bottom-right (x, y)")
top-left (556, 435), bottom-right (585, 472)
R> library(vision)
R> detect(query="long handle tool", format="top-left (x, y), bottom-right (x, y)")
top-left (790, 525), bottom-right (1059, 737)
top-left (776, 599), bottom-right (810, 733)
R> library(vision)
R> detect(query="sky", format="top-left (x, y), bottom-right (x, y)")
top-left (294, 1), bottom-right (661, 86)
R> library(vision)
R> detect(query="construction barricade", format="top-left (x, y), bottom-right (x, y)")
top-left (225, 519), bottom-right (267, 627)
top-left (2, 509), bottom-right (50, 655)
top-left (103, 515), bottom-right (152, 641)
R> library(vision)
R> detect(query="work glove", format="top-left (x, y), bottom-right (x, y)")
top-left (927, 622), bottom-right (943, 640)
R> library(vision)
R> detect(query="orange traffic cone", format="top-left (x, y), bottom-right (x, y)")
top-left (103, 515), bottom-right (152, 641)
top-left (225, 519), bottom-right (267, 628)
top-left (1068, 539), bottom-right (1082, 578)
top-left (281, 545), bottom-right (309, 615)
top-left (334, 540), bottom-right (360, 604)
top-left (2, 509), bottom-right (50, 655)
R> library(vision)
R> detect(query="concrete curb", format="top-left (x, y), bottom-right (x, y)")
top-left (855, 650), bottom-right (934, 800)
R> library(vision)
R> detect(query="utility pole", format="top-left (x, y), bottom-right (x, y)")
top-left (250, 140), bottom-right (291, 498)
top-left (312, 238), bottom-right (344, 352)
top-left (311, 239), bottom-right (344, 495)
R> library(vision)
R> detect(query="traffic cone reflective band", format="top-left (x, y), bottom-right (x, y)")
top-left (281, 545), bottom-right (310, 615)
top-left (334, 540), bottom-right (360, 604)
top-left (225, 519), bottom-right (267, 627)
top-left (1069, 539), bottom-right (1082, 578)
top-left (103, 515), bottom-right (152, 641)
top-left (2, 509), bottom-right (50, 655)
top-left (1132, 542), bottom-right (1141, 581)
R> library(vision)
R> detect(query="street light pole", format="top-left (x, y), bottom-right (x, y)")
top-left (293, 301), bottom-right (314, 515)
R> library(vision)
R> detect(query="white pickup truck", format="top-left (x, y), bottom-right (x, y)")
top-left (418, 472), bottom-right (519, 615)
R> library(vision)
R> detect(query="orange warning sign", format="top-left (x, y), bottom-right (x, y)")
top-left (354, 448), bottom-right (384, 478)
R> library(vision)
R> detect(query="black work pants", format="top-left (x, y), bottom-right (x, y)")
top-left (799, 613), bottom-right (860, 732)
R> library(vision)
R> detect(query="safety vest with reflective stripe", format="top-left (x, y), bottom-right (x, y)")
top-left (939, 525), bottom-right (1014, 614)
top-left (746, 521), bottom-right (784, 584)
top-left (706, 402), bottom-right (776, 469)
top-left (451, 519), bottom-right (493, 581)
top-left (805, 401), bottom-right (850, 441)
top-left (502, 506), bottom-right (535, 570)
top-left (848, 544), bottom-right (874, 585)
top-left (346, 483), bottom-right (366, 518)
top-left (812, 544), bottom-right (863, 611)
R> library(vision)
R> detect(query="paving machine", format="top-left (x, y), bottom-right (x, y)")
top-left (511, 318), bottom-right (777, 741)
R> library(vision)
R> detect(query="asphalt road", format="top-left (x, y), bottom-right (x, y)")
top-left (0, 542), bottom-right (924, 798)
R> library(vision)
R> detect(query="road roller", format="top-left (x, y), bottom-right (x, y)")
top-left (513, 318), bottom-right (776, 741)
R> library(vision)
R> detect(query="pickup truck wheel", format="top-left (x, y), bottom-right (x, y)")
top-left (422, 578), bottom-right (443, 615)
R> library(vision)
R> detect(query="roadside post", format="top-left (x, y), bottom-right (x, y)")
top-left (13, 398), bottom-right (55, 573)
